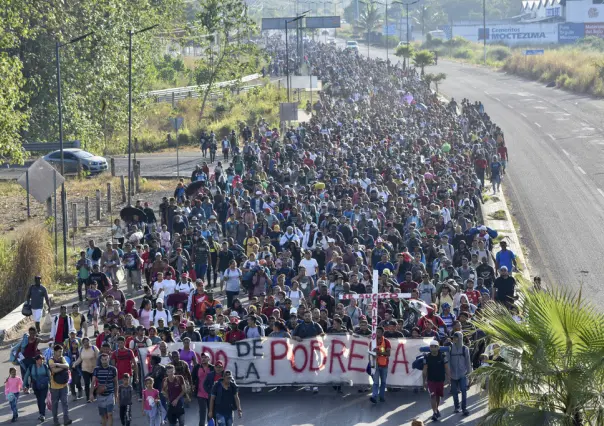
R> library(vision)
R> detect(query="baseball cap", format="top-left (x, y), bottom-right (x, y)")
top-left (229, 311), bottom-right (240, 318)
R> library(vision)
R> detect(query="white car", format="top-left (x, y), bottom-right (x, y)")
top-left (44, 148), bottom-right (108, 174)
top-left (345, 40), bottom-right (359, 53)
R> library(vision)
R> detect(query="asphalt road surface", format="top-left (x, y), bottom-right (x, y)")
top-left (343, 40), bottom-right (604, 302)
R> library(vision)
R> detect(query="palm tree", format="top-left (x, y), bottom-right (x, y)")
top-left (395, 43), bottom-right (414, 70)
top-left (432, 72), bottom-right (446, 93)
top-left (412, 49), bottom-right (434, 76)
top-left (471, 288), bottom-right (604, 426)
top-left (355, 1), bottom-right (382, 56)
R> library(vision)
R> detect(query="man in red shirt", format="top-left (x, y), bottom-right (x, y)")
top-left (417, 305), bottom-right (446, 333)
top-left (225, 317), bottom-right (245, 343)
top-left (188, 280), bottom-right (207, 325)
top-left (399, 271), bottom-right (419, 292)
top-left (464, 278), bottom-right (482, 306)
top-left (110, 336), bottom-right (137, 385)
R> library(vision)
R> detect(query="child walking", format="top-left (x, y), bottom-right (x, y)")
top-left (142, 377), bottom-right (163, 426)
top-left (118, 373), bottom-right (133, 426)
top-left (5, 367), bottom-right (23, 422)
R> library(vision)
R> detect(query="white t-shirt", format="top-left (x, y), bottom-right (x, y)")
top-left (299, 258), bottom-right (319, 277)
top-left (161, 279), bottom-right (176, 299)
top-left (152, 308), bottom-right (172, 327)
top-left (174, 281), bottom-right (194, 295)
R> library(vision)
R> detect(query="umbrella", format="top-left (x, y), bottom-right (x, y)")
top-left (120, 206), bottom-right (147, 223)
top-left (185, 181), bottom-right (206, 197)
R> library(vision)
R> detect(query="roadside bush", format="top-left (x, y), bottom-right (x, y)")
top-left (454, 47), bottom-right (475, 60)
top-left (488, 46), bottom-right (511, 62)
top-left (0, 224), bottom-right (54, 318)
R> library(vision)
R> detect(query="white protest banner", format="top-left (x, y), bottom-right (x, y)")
top-left (138, 336), bottom-right (434, 387)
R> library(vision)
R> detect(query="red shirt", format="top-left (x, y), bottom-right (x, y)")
top-left (96, 332), bottom-right (106, 349)
top-left (417, 314), bottom-right (445, 331)
top-left (225, 329), bottom-right (245, 344)
top-left (475, 158), bottom-right (487, 170)
top-left (465, 290), bottom-right (481, 305)
top-left (497, 146), bottom-right (508, 160)
top-left (399, 280), bottom-right (419, 292)
top-left (111, 348), bottom-right (135, 379)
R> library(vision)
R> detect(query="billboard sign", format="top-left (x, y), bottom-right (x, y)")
top-left (305, 16), bottom-right (341, 29)
top-left (455, 23), bottom-right (558, 45)
top-left (585, 22), bottom-right (604, 37)
top-left (382, 24), bottom-right (397, 36)
top-left (261, 17), bottom-right (295, 31)
top-left (558, 22), bottom-right (585, 43)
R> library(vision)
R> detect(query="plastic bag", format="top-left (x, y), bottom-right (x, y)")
top-left (45, 391), bottom-right (52, 411)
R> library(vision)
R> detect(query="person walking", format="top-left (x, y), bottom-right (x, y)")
top-left (369, 326), bottom-right (391, 404)
top-left (71, 337), bottom-right (99, 403)
top-left (449, 331), bottom-right (472, 416)
top-left (208, 369), bottom-right (242, 426)
top-left (5, 367), bottom-right (23, 423)
top-left (423, 340), bottom-right (450, 422)
top-left (192, 352), bottom-right (214, 426)
top-left (162, 365), bottom-right (186, 426)
top-left (92, 353), bottom-right (119, 426)
top-left (25, 276), bottom-right (51, 333)
top-left (24, 354), bottom-right (51, 422)
top-left (118, 373), bottom-right (134, 426)
top-left (49, 344), bottom-right (73, 425)
top-left (142, 377), bottom-right (163, 426)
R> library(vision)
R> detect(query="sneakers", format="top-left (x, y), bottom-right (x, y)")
top-left (431, 414), bottom-right (439, 422)
top-left (379, 397), bottom-right (385, 402)
top-left (463, 410), bottom-right (470, 416)
top-left (77, 389), bottom-right (83, 399)
top-left (454, 408), bottom-right (461, 413)
top-left (38, 416), bottom-right (45, 422)
top-left (369, 396), bottom-right (377, 404)
top-left (436, 410), bottom-right (441, 418)
top-left (312, 387), bottom-right (319, 394)
top-left (64, 420), bottom-right (73, 425)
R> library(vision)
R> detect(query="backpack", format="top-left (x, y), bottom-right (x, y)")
top-left (29, 364), bottom-right (50, 389)
top-left (51, 357), bottom-right (70, 385)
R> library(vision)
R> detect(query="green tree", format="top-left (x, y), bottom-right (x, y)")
top-left (395, 43), bottom-right (415, 70)
top-left (412, 49), bottom-right (434, 75)
top-left (355, 1), bottom-right (382, 49)
top-left (432, 72), bottom-right (446, 92)
top-left (195, 0), bottom-right (262, 121)
top-left (472, 289), bottom-right (604, 426)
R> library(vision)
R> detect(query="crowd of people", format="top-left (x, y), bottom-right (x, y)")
top-left (9, 38), bottom-right (524, 426)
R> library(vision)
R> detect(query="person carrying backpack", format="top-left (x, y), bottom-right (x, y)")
top-left (449, 331), bottom-right (472, 416)
top-left (24, 354), bottom-right (51, 422)
top-left (48, 344), bottom-right (73, 425)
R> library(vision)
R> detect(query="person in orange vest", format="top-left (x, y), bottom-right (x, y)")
top-left (370, 326), bottom-right (391, 404)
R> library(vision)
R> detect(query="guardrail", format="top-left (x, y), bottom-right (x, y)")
top-left (22, 141), bottom-right (81, 152)
top-left (147, 73), bottom-right (262, 104)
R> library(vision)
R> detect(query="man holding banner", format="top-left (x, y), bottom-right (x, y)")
top-left (370, 326), bottom-right (391, 404)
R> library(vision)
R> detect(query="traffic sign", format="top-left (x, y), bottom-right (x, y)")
top-left (524, 49), bottom-right (544, 56)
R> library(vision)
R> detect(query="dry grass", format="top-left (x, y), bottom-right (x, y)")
top-left (503, 49), bottom-right (604, 96)
top-left (0, 224), bottom-right (54, 317)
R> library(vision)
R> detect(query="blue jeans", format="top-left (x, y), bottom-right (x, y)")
top-left (9, 392), bottom-right (19, 418)
top-left (216, 412), bottom-right (233, 426)
top-left (371, 366), bottom-right (388, 399)
top-left (451, 376), bottom-right (468, 411)
top-left (195, 264), bottom-right (208, 282)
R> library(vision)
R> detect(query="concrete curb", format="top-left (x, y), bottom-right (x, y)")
top-left (0, 295), bottom-right (52, 344)
top-left (481, 183), bottom-right (531, 281)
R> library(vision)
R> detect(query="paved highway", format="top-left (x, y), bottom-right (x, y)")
top-left (350, 40), bottom-right (604, 302)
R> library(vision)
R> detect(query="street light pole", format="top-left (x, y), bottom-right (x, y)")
top-left (385, 0), bottom-right (389, 68)
top-left (483, 0), bottom-right (487, 64)
top-left (55, 31), bottom-right (93, 273)
top-left (285, 11), bottom-right (310, 103)
top-left (127, 24), bottom-right (158, 206)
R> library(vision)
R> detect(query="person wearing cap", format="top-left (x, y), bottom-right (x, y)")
top-left (202, 318), bottom-right (223, 342)
top-left (24, 352), bottom-right (52, 422)
top-left (423, 340), bottom-right (450, 422)
top-left (493, 265), bottom-right (517, 307)
top-left (180, 321), bottom-right (202, 342)
top-left (151, 300), bottom-right (172, 327)
top-left (449, 331), bottom-right (472, 416)
top-left (192, 352), bottom-right (214, 425)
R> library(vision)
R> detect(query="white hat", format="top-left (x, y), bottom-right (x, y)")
top-left (256, 191), bottom-right (263, 195)
top-left (429, 340), bottom-right (440, 347)
top-left (229, 311), bottom-right (240, 318)
top-left (290, 307), bottom-right (298, 315)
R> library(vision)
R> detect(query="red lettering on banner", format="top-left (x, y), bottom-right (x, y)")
top-left (329, 339), bottom-right (347, 374)
top-left (200, 346), bottom-right (229, 369)
top-left (270, 340), bottom-right (289, 376)
top-left (391, 342), bottom-right (410, 374)
top-left (291, 344), bottom-right (309, 372)
top-left (309, 340), bottom-right (327, 372)
top-left (348, 339), bottom-right (369, 372)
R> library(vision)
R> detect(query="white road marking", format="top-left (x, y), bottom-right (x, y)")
top-left (548, 134), bottom-right (555, 141)
top-left (535, 122), bottom-right (541, 128)
top-left (520, 113), bottom-right (527, 117)
top-left (598, 188), bottom-right (604, 197)
top-left (562, 149), bottom-right (570, 156)
top-left (494, 97), bottom-right (501, 102)
top-left (484, 90), bottom-right (489, 95)
top-left (508, 104), bottom-right (513, 109)
top-left (577, 166), bottom-right (587, 175)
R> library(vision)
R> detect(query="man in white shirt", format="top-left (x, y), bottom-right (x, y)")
top-left (174, 272), bottom-right (194, 295)
top-left (152, 300), bottom-right (172, 327)
top-left (299, 250), bottom-right (319, 278)
top-left (161, 271), bottom-right (177, 303)
top-left (152, 272), bottom-right (166, 300)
